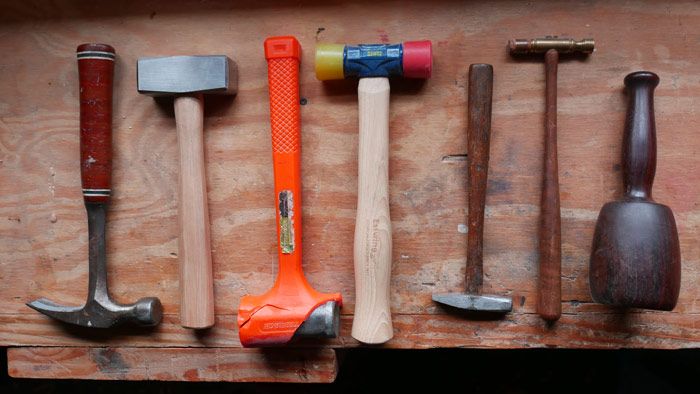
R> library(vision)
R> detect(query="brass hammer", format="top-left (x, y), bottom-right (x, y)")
top-left (509, 37), bottom-right (594, 322)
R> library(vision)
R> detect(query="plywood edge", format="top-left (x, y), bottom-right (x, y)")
top-left (7, 347), bottom-right (338, 383)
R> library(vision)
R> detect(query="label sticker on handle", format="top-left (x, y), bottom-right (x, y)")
top-left (278, 190), bottom-right (294, 254)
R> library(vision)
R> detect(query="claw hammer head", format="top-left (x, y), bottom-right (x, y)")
top-left (315, 40), bottom-right (433, 80)
top-left (27, 297), bottom-right (162, 328)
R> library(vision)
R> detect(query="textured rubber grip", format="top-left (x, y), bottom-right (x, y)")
top-left (77, 43), bottom-right (115, 204)
top-left (268, 57), bottom-right (301, 154)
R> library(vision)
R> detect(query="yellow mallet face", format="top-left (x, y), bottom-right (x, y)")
top-left (314, 43), bottom-right (345, 81)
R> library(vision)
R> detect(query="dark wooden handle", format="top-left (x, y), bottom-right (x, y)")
top-left (623, 71), bottom-right (659, 200)
top-left (77, 43), bottom-right (115, 204)
top-left (538, 49), bottom-right (561, 321)
top-left (465, 64), bottom-right (493, 294)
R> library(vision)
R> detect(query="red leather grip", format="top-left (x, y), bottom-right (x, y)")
top-left (77, 43), bottom-right (115, 204)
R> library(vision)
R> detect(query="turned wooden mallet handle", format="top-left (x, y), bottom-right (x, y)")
top-left (77, 43), bottom-right (115, 205)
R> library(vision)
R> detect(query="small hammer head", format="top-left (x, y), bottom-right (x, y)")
top-left (27, 296), bottom-right (162, 328)
top-left (137, 55), bottom-right (238, 96)
top-left (508, 37), bottom-right (595, 55)
top-left (315, 41), bottom-right (432, 80)
top-left (432, 293), bottom-right (512, 313)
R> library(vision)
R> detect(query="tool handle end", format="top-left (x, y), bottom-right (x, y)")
top-left (77, 43), bottom-right (115, 204)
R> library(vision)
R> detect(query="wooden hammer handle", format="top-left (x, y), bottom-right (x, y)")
top-left (175, 95), bottom-right (215, 329)
top-left (466, 64), bottom-right (493, 294)
top-left (77, 43), bottom-right (115, 204)
top-left (352, 77), bottom-right (393, 344)
top-left (538, 49), bottom-right (562, 321)
top-left (623, 72), bottom-right (659, 200)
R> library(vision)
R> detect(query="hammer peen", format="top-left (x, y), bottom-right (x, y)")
top-left (27, 44), bottom-right (163, 328)
top-left (316, 40), bottom-right (432, 344)
top-left (137, 55), bottom-right (238, 329)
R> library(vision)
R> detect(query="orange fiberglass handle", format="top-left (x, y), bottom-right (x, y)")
top-left (237, 36), bottom-right (342, 347)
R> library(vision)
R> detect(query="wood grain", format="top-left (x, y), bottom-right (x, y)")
top-left (352, 77), bottom-right (393, 344)
top-left (0, 0), bottom-right (699, 373)
top-left (538, 49), bottom-right (562, 321)
top-left (174, 95), bottom-right (215, 329)
top-left (8, 347), bottom-right (337, 382)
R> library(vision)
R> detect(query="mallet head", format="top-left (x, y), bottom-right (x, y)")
top-left (432, 293), bottom-right (512, 313)
top-left (508, 37), bottom-right (595, 55)
top-left (315, 40), bottom-right (432, 80)
top-left (27, 296), bottom-right (162, 328)
top-left (137, 55), bottom-right (238, 96)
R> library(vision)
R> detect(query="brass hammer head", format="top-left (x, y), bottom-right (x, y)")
top-left (509, 37), bottom-right (595, 55)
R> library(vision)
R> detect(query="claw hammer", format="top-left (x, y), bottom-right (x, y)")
top-left (238, 36), bottom-right (342, 347)
top-left (509, 37), bottom-right (594, 321)
top-left (315, 40), bottom-right (432, 343)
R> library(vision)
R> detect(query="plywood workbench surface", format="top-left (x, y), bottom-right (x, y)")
top-left (1, 0), bottom-right (699, 383)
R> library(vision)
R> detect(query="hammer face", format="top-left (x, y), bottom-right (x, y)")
top-left (432, 293), bottom-right (512, 313)
top-left (292, 301), bottom-right (341, 339)
top-left (137, 55), bottom-right (237, 96)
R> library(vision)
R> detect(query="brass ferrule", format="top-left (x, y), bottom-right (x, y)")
top-left (508, 37), bottom-right (595, 54)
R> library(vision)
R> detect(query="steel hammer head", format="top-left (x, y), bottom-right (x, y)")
top-left (315, 40), bottom-right (432, 80)
top-left (508, 37), bottom-right (595, 55)
top-left (137, 55), bottom-right (238, 96)
top-left (27, 296), bottom-right (162, 328)
top-left (432, 293), bottom-right (512, 313)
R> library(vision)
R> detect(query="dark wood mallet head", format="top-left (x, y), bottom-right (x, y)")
top-left (589, 71), bottom-right (681, 310)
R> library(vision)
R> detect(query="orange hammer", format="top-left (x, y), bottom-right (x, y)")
top-left (237, 36), bottom-right (342, 347)
top-left (315, 41), bottom-right (432, 344)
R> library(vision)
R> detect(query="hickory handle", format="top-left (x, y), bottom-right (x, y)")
top-left (623, 72), bottom-right (659, 201)
top-left (78, 50), bottom-right (114, 205)
top-left (352, 77), bottom-right (393, 344)
top-left (466, 64), bottom-right (493, 294)
top-left (538, 49), bottom-right (562, 321)
top-left (174, 95), bottom-right (215, 329)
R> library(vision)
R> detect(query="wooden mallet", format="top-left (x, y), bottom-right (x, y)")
top-left (590, 71), bottom-right (681, 310)
top-left (509, 37), bottom-right (594, 321)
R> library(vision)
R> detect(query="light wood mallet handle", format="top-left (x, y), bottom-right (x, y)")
top-left (352, 77), bottom-right (393, 344)
top-left (174, 95), bottom-right (215, 329)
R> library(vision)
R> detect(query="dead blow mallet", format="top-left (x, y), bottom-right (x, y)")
top-left (315, 40), bottom-right (432, 344)
top-left (137, 55), bottom-right (238, 329)
top-left (508, 37), bottom-right (594, 321)
top-left (238, 36), bottom-right (342, 347)
top-left (432, 64), bottom-right (512, 313)
top-left (589, 71), bottom-right (681, 310)
top-left (27, 44), bottom-right (163, 328)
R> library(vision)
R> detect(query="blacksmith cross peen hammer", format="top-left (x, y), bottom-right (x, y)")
top-left (509, 37), bottom-right (594, 321)
top-left (432, 64), bottom-right (512, 313)
top-left (316, 40), bottom-right (432, 344)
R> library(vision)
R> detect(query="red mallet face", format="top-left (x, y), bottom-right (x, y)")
top-left (402, 40), bottom-right (433, 79)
